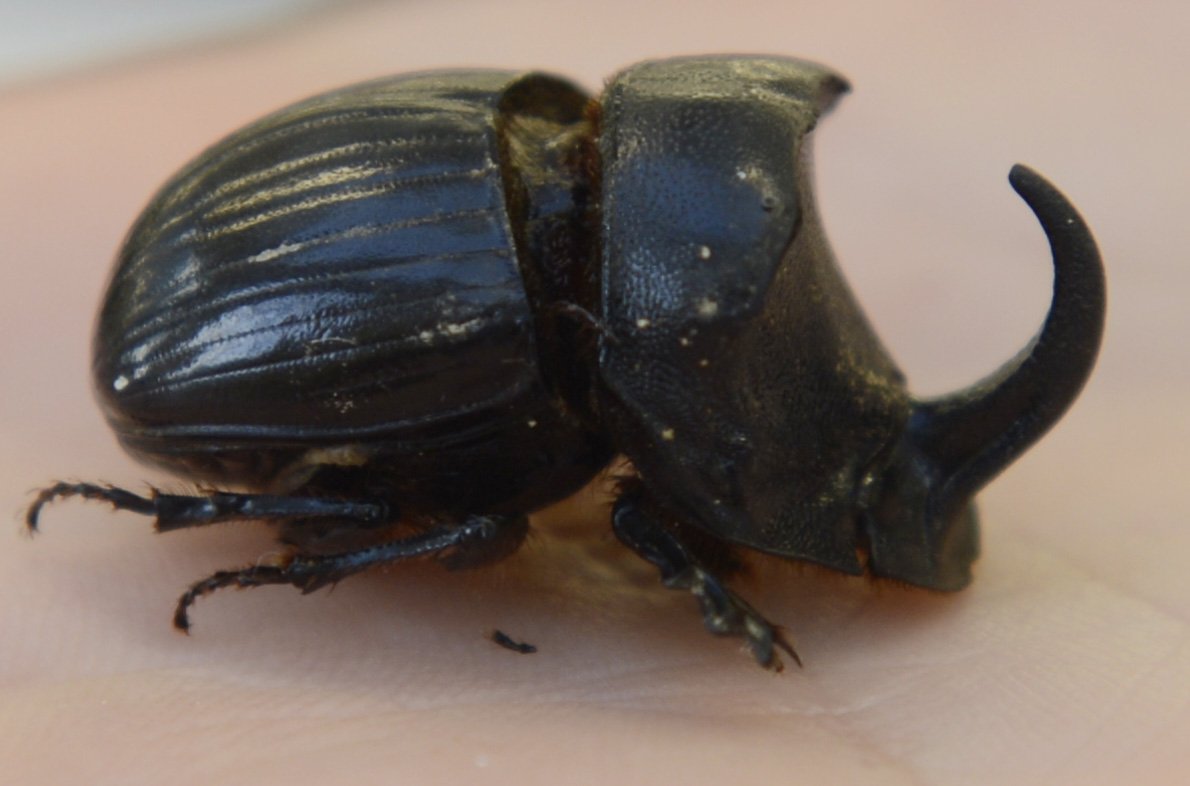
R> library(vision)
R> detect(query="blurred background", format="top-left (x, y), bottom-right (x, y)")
top-left (1, 0), bottom-right (345, 86)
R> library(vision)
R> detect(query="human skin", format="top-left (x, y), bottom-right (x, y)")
top-left (2, 2), bottom-right (1188, 784)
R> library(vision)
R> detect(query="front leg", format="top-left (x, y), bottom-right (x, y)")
top-left (612, 495), bottom-right (799, 671)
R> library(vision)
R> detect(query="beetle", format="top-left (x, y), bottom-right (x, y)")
top-left (27, 56), bottom-right (1105, 670)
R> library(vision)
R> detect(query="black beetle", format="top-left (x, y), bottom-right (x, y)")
top-left (28, 56), bottom-right (1104, 670)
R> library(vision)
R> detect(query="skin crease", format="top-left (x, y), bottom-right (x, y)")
top-left (2, 1), bottom-right (1188, 784)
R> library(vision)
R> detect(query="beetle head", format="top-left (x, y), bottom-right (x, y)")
top-left (597, 58), bottom-right (1103, 590)
top-left (860, 165), bottom-right (1105, 589)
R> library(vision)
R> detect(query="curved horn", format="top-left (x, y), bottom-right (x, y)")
top-left (909, 164), bottom-right (1106, 503)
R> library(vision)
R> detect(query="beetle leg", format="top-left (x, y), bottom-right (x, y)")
top-left (25, 481), bottom-right (389, 533)
top-left (173, 513), bottom-right (526, 632)
top-left (612, 497), bottom-right (800, 671)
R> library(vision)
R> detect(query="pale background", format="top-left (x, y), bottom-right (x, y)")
top-left (2, 1), bottom-right (1187, 784)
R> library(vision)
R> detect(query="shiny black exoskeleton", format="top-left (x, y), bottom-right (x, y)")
top-left (28, 57), bottom-right (1105, 670)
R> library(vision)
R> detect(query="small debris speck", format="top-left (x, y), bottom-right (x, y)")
top-left (490, 629), bottom-right (537, 654)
